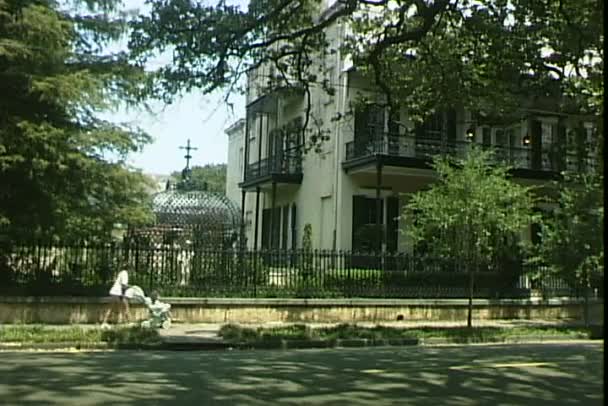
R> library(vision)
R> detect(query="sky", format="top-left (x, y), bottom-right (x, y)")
top-left (100, 0), bottom-right (246, 176)
top-left (107, 91), bottom-right (244, 175)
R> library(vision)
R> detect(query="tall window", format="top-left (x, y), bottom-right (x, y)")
top-left (417, 111), bottom-right (444, 140)
top-left (495, 129), bottom-right (506, 146)
top-left (482, 127), bottom-right (492, 146)
top-left (281, 206), bottom-right (289, 249)
top-left (291, 204), bottom-right (297, 250)
top-left (354, 104), bottom-right (385, 141)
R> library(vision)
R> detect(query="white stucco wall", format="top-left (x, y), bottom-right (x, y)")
top-left (225, 119), bottom-right (245, 207)
top-left (229, 17), bottom-right (597, 253)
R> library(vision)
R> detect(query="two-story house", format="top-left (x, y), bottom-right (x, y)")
top-left (226, 6), bottom-right (598, 254)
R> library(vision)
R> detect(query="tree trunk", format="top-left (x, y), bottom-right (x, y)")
top-left (467, 267), bottom-right (474, 328)
top-left (583, 288), bottom-right (590, 328)
top-left (583, 276), bottom-right (590, 328)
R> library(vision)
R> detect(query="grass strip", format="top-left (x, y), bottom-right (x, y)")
top-left (218, 323), bottom-right (593, 343)
top-left (0, 325), bottom-right (162, 346)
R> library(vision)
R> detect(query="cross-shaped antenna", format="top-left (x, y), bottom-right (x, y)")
top-left (179, 139), bottom-right (198, 170)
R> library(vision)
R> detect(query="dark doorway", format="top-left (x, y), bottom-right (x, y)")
top-left (261, 207), bottom-right (281, 249)
top-left (354, 105), bottom-right (384, 156)
top-left (352, 195), bottom-right (383, 253)
top-left (530, 120), bottom-right (542, 170)
top-left (351, 195), bottom-right (401, 269)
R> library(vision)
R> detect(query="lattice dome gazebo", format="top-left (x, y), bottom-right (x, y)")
top-left (127, 185), bottom-right (242, 249)
top-left (127, 140), bottom-right (242, 248)
top-left (149, 189), bottom-right (241, 247)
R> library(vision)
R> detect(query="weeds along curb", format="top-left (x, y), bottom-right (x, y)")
top-left (0, 334), bottom-right (599, 351)
top-left (0, 342), bottom-right (112, 351)
top-left (232, 337), bottom-right (420, 350)
top-left (0, 342), bottom-right (165, 351)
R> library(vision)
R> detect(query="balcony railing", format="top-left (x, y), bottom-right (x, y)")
top-left (345, 135), bottom-right (597, 173)
top-left (244, 151), bottom-right (303, 182)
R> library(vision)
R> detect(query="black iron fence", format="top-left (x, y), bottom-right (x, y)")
top-left (0, 241), bottom-right (601, 299)
top-left (244, 150), bottom-right (303, 182)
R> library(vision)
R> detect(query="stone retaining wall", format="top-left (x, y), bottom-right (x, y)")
top-left (0, 297), bottom-right (603, 324)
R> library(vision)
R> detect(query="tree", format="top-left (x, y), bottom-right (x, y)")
top-left (0, 0), bottom-right (154, 240)
top-left (403, 145), bottom-right (537, 327)
top-left (170, 164), bottom-right (227, 194)
top-left (534, 172), bottom-right (603, 326)
top-left (129, 0), bottom-right (602, 150)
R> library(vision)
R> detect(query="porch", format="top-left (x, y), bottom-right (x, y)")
top-left (344, 134), bottom-right (597, 176)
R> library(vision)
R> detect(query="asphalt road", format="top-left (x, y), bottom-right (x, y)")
top-left (0, 342), bottom-right (602, 405)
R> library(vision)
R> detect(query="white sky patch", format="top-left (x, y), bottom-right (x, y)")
top-left (94, 0), bottom-right (247, 174)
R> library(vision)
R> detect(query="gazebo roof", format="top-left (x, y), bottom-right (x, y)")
top-left (152, 190), bottom-right (240, 231)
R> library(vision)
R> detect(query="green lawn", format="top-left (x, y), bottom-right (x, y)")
top-left (0, 325), bottom-right (162, 346)
top-left (218, 323), bottom-right (594, 343)
top-left (0, 323), bottom-right (595, 347)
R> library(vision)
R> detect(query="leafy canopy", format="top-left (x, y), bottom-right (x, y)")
top-left (404, 145), bottom-right (537, 267)
top-left (535, 172), bottom-right (604, 287)
top-left (129, 0), bottom-right (603, 129)
top-left (170, 164), bottom-right (227, 194)
top-left (0, 0), bottom-right (154, 239)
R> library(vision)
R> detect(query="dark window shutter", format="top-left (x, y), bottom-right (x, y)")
top-left (352, 196), bottom-right (367, 250)
top-left (272, 207), bottom-right (281, 248)
top-left (531, 120), bottom-right (542, 169)
top-left (415, 121), bottom-right (424, 139)
top-left (388, 110), bottom-right (399, 136)
top-left (482, 127), bottom-right (492, 146)
top-left (355, 105), bottom-right (369, 142)
top-left (291, 204), bottom-right (297, 249)
top-left (371, 106), bottom-right (385, 139)
top-left (386, 197), bottom-right (399, 252)
top-left (555, 124), bottom-right (567, 171)
top-left (281, 206), bottom-right (289, 249)
top-left (261, 208), bottom-right (271, 249)
top-left (558, 124), bottom-right (567, 144)
top-left (447, 108), bottom-right (457, 141)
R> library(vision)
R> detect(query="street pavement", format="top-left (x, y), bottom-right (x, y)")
top-left (0, 342), bottom-right (602, 405)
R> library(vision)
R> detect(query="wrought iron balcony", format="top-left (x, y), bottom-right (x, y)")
top-left (244, 152), bottom-right (303, 185)
top-left (344, 134), bottom-right (597, 174)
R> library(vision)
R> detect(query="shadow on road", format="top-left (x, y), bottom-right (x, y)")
top-left (0, 343), bottom-right (603, 405)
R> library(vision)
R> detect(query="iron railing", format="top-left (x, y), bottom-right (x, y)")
top-left (1, 242), bottom-right (600, 299)
top-left (345, 134), bottom-right (598, 173)
top-left (244, 151), bottom-right (303, 182)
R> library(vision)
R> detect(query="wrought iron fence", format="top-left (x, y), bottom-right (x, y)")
top-left (244, 150), bottom-right (303, 182)
top-left (0, 241), bottom-right (600, 299)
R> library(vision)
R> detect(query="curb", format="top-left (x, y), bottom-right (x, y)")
top-left (419, 334), bottom-right (595, 346)
top-left (0, 335), bottom-right (600, 352)
top-left (0, 342), bottom-right (112, 351)
top-left (227, 337), bottom-right (421, 350)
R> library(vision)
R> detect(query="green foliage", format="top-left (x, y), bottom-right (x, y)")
top-left (170, 164), bottom-right (227, 194)
top-left (0, 325), bottom-right (103, 343)
top-left (404, 146), bottom-right (537, 268)
top-left (0, 0), bottom-right (154, 240)
top-left (216, 323), bottom-right (593, 344)
top-left (302, 223), bottom-right (313, 251)
top-left (404, 146), bottom-right (537, 325)
top-left (301, 223), bottom-right (313, 280)
top-left (100, 326), bottom-right (162, 346)
top-left (0, 325), bottom-right (161, 346)
top-left (535, 173), bottom-right (604, 289)
top-left (129, 0), bottom-right (602, 144)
